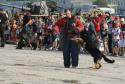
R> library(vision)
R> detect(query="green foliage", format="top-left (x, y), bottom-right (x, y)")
top-left (93, 0), bottom-right (108, 7)
top-left (46, 0), bottom-right (57, 8)
top-left (45, 0), bottom-right (58, 12)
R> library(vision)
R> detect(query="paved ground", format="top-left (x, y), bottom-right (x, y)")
top-left (0, 45), bottom-right (125, 84)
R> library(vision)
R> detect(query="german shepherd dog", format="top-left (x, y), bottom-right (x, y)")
top-left (71, 30), bottom-right (115, 69)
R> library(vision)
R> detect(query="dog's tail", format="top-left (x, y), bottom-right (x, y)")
top-left (102, 54), bottom-right (115, 63)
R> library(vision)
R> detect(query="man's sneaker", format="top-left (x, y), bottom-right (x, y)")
top-left (0, 45), bottom-right (5, 47)
top-left (49, 47), bottom-right (53, 50)
top-left (115, 54), bottom-right (119, 57)
top-left (72, 66), bottom-right (78, 68)
top-left (64, 66), bottom-right (70, 68)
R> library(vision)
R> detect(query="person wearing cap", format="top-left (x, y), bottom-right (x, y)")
top-left (54, 9), bottom-right (84, 68)
top-left (119, 18), bottom-right (125, 56)
top-left (0, 9), bottom-right (8, 47)
top-left (112, 22), bottom-right (121, 56)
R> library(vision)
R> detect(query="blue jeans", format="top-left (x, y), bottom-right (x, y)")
top-left (63, 37), bottom-right (80, 67)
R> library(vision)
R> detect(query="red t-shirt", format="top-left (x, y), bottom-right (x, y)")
top-left (54, 17), bottom-right (84, 33)
top-left (93, 16), bottom-right (101, 33)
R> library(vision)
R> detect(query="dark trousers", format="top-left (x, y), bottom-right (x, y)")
top-left (0, 24), bottom-right (5, 46)
top-left (108, 34), bottom-right (112, 53)
top-left (63, 37), bottom-right (80, 67)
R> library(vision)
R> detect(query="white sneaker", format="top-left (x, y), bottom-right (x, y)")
top-left (49, 47), bottom-right (53, 50)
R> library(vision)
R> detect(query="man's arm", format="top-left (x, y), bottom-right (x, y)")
top-left (75, 18), bottom-right (84, 33)
top-left (53, 18), bottom-right (65, 32)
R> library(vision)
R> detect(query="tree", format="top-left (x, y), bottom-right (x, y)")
top-left (46, 0), bottom-right (58, 12)
top-left (93, 0), bottom-right (108, 7)
top-left (46, 0), bottom-right (57, 7)
top-left (26, 0), bottom-right (58, 13)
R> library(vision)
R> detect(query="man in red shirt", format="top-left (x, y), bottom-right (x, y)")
top-left (54, 9), bottom-right (84, 68)
top-left (93, 13), bottom-right (101, 33)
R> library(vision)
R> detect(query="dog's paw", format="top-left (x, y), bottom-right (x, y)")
top-left (90, 63), bottom-right (102, 69)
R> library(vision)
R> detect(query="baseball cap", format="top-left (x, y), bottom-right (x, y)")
top-left (121, 18), bottom-right (125, 22)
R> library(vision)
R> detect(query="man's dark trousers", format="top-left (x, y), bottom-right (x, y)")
top-left (63, 36), bottom-right (80, 68)
top-left (0, 24), bottom-right (5, 47)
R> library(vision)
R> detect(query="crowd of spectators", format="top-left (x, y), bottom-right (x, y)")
top-left (2, 10), bottom-right (125, 57)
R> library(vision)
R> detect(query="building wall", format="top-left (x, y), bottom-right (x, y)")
top-left (107, 0), bottom-right (125, 14)
top-left (53, 0), bottom-right (71, 8)
top-left (70, 0), bottom-right (92, 7)
top-left (52, 0), bottom-right (92, 8)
